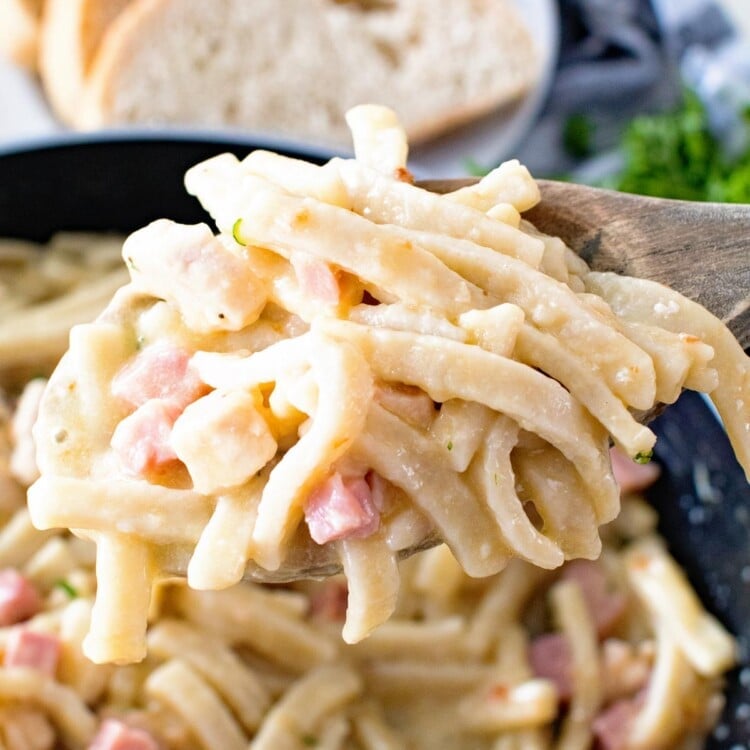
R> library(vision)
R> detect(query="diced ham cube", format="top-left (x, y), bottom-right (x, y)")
top-left (111, 400), bottom-right (180, 477)
top-left (171, 390), bottom-right (277, 494)
top-left (610, 447), bottom-right (660, 494)
top-left (562, 560), bottom-right (627, 638)
top-left (123, 220), bottom-right (266, 333)
top-left (529, 633), bottom-right (573, 702)
top-left (374, 383), bottom-right (436, 429)
top-left (592, 695), bottom-right (644, 750)
top-left (305, 472), bottom-right (380, 545)
top-left (88, 719), bottom-right (159, 750)
top-left (0, 570), bottom-right (41, 626)
top-left (112, 343), bottom-right (206, 411)
top-left (309, 579), bottom-right (349, 622)
top-left (4, 629), bottom-right (61, 676)
top-left (290, 252), bottom-right (342, 306)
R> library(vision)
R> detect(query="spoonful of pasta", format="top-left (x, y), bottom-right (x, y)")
top-left (27, 105), bottom-right (750, 665)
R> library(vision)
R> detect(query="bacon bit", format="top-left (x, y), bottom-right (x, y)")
top-left (88, 719), bottom-right (159, 750)
top-left (629, 552), bottom-right (652, 572)
top-left (4, 629), bottom-right (61, 676)
top-left (610, 446), bottom-right (660, 494)
top-left (592, 692), bottom-right (647, 750)
top-left (562, 560), bottom-right (627, 638)
top-left (529, 633), bottom-right (573, 701)
top-left (291, 252), bottom-right (341, 306)
top-left (110, 400), bottom-right (181, 477)
top-left (488, 683), bottom-right (510, 701)
top-left (393, 166), bottom-right (415, 184)
top-left (293, 209), bottom-right (311, 227)
top-left (309, 579), bottom-right (349, 622)
top-left (0, 570), bottom-right (41, 627)
top-left (112, 343), bottom-right (207, 411)
top-left (304, 472), bottom-right (380, 544)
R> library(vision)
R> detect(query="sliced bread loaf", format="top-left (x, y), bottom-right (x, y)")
top-left (75, 0), bottom-right (539, 146)
top-left (40, 0), bottom-right (132, 124)
top-left (0, 0), bottom-right (44, 68)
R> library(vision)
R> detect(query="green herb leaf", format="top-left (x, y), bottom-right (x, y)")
top-left (301, 735), bottom-right (318, 747)
top-left (446, 440), bottom-right (453, 451)
top-left (232, 218), bottom-right (245, 245)
top-left (611, 90), bottom-right (750, 203)
top-left (634, 450), bottom-right (653, 465)
top-left (563, 113), bottom-right (595, 159)
top-left (55, 580), bottom-right (78, 599)
top-left (463, 157), bottom-right (491, 178)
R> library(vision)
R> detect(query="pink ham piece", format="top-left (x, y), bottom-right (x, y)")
top-left (592, 695), bottom-right (644, 750)
top-left (610, 447), bottom-right (660, 494)
top-left (529, 633), bottom-right (573, 702)
top-left (4, 629), bottom-right (61, 676)
top-left (112, 343), bottom-right (206, 411)
top-left (562, 560), bottom-right (627, 638)
top-left (309, 579), bottom-right (349, 622)
top-left (0, 570), bottom-right (41, 626)
top-left (374, 383), bottom-right (436, 429)
top-left (111, 400), bottom-right (180, 477)
top-left (88, 719), bottom-right (159, 750)
top-left (305, 472), bottom-right (380, 545)
top-left (290, 252), bottom-right (341, 306)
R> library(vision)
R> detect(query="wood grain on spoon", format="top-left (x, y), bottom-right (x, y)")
top-left (422, 179), bottom-right (750, 350)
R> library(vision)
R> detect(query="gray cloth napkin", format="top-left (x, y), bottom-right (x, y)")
top-left (515, 0), bottom-right (744, 176)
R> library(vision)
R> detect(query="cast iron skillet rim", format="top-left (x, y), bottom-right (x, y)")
top-left (0, 127), bottom-right (344, 162)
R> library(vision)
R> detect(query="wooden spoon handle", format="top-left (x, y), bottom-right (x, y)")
top-left (421, 178), bottom-right (750, 349)
top-left (528, 181), bottom-right (750, 349)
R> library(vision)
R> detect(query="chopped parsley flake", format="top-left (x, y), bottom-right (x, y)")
top-left (301, 735), bottom-right (318, 747)
top-left (463, 157), bottom-right (491, 177)
top-left (55, 580), bottom-right (78, 599)
top-left (446, 440), bottom-right (453, 451)
top-left (232, 218), bottom-right (245, 245)
top-left (563, 113), bottom-right (595, 159)
top-left (634, 450), bottom-right (653, 465)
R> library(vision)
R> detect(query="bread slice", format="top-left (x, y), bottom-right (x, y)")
top-left (0, 0), bottom-right (44, 69)
top-left (39, 0), bottom-right (132, 124)
top-left (77, 0), bottom-right (539, 146)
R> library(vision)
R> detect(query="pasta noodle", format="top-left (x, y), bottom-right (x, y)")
top-left (0, 104), bottom-right (745, 748)
top-left (24, 106), bottom-right (749, 661)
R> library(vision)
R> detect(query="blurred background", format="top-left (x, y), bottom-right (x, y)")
top-left (0, 0), bottom-right (749, 193)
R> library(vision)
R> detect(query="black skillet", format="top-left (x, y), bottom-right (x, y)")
top-left (0, 135), bottom-right (748, 748)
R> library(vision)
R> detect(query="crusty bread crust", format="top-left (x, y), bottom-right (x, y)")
top-left (40, 0), bottom-right (132, 125)
top-left (0, 0), bottom-right (44, 69)
top-left (78, 0), bottom-right (539, 145)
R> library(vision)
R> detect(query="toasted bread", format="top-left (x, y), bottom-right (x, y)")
top-left (0, 0), bottom-right (44, 69)
top-left (76, 0), bottom-right (538, 145)
top-left (40, 0), bottom-right (132, 123)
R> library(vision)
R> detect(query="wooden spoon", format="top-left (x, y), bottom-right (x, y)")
top-left (424, 178), bottom-right (750, 349)
top-left (240, 179), bottom-right (750, 582)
